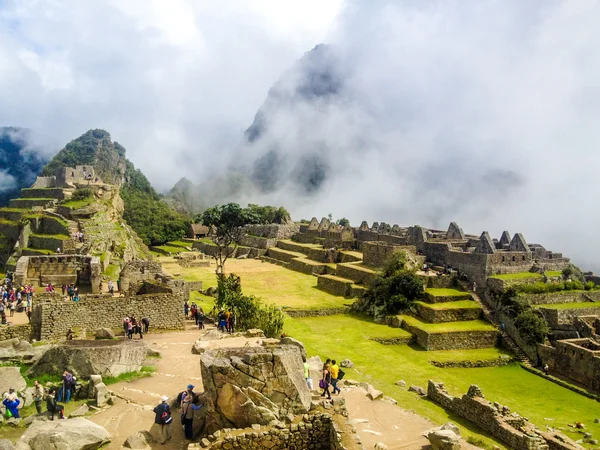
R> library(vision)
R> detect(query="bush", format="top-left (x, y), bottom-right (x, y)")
top-left (516, 280), bottom-right (585, 294)
top-left (362, 251), bottom-right (424, 315)
top-left (71, 187), bottom-right (93, 201)
top-left (515, 311), bottom-right (549, 346)
top-left (216, 273), bottom-right (284, 338)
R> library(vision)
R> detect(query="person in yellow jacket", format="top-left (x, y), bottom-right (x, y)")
top-left (329, 360), bottom-right (341, 395)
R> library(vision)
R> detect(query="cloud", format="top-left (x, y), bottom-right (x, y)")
top-left (0, 0), bottom-right (599, 272)
top-left (0, 171), bottom-right (16, 193)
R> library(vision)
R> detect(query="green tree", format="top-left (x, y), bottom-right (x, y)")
top-left (362, 251), bottom-right (424, 315)
top-left (216, 274), bottom-right (285, 337)
top-left (336, 217), bottom-right (350, 227)
top-left (199, 203), bottom-right (260, 275)
top-left (246, 204), bottom-right (290, 224)
top-left (515, 311), bottom-right (549, 346)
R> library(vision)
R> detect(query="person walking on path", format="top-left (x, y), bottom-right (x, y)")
top-left (141, 317), bottom-right (150, 334)
top-left (303, 356), bottom-right (313, 390)
top-left (33, 380), bottom-right (44, 414)
top-left (197, 309), bottom-right (205, 330)
top-left (181, 393), bottom-right (201, 440)
top-left (329, 360), bottom-right (341, 395)
top-left (153, 395), bottom-right (173, 444)
top-left (320, 359), bottom-right (332, 400)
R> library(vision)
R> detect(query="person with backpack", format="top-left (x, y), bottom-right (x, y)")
top-left (153, 395), bottom-right (173, 444)
top-left (141, 317), bottom-right (150, 334)
top-left (46, 389), bottom-right (64, 420)
top-left (320, 359), bottom-right (332, 400)
top-left (3, 390), bottom-right (20, 419)
top-left (329, 360), bottom-right (341, 395)
top-left (197, 309), bottom-right (205, 330)
top-left (58, 370), bottom-right (74, 403)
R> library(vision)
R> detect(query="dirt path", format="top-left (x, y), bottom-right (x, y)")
top-left (88, 323), bottom-right (262, 449)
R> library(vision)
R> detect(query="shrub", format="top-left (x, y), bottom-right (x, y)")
top-left (362, 251), bottom-right (424, 315)
top-left (71, 187), bottom-right (94, 201)
top-left (215, 273), bottom-right (284, 338)
top-left (515, 311), bottom-right (549, 346)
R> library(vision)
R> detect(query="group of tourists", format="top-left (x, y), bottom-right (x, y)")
top-left (61, 284), bottom-right (80, 302)
top-left (217, 310), bottom-right (233, 333)
top-left (317, 358), bottom-right (344, 400)
top-left (123, 315), bottom-right (149, 339)
top-left (72, 231), bottom-right (85, 243)
top-left (153, 383), bottom-right (203, 443)
top-left (2, 371), bottom-right (76, 422)
top-left (0, 274), bottom-right (33, 324)
top-left (184, 301), bottom-right (206, 329)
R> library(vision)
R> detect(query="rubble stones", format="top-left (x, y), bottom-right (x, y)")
top-left (69, 404), bottom-right (90, 418)
top-left (0, 440), bottom-right (14, 450)
top-left (340, 359), bottom-right (354, 368)
top-left (426, 428), bottom-right (461, 450)
top-left (409, 385), bottom-right (426, 396)
top-left (124, 431), bottom-right (154, 449)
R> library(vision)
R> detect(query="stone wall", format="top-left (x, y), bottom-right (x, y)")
top-left (34, 292), bottom-right (185, 341)
top-left (288, 258), bottom-right (329, 275)
top-left (206, 414), bottom-right (343, 450)
top-left (415, 303), bottom-right (481, 323)
top-left (519, 291), bottom-right (600, 305)
top-left (427, 381), bottom-right (581, 450)
top-left (362, 242), bottom-right (416, 267)
top-left (496, 311), bottom-right (539, 363)
top-left (335, 263), bottom-right (377, 285)
top-left (317, 275), bottom-right (353, 297)
top-left (0, 324), bottom-right (33, 341)
top-left (401, 321), bottom-right (497, 350)
top-left (20, 188), bottom-right (68, 200)
top-left (242, 223), bottom-right (300, 240)
top-left (548, 339), bottom-right (600, 392)
top-left (14, 255), bottom-right (101, 292)
top-left (284, 308), bottom-right (349, 318)
top-left (539, 306), bottom-right (600, 328)
top-left (192, 241), bottom-right (266, 259)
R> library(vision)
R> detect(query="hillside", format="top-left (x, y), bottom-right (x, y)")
top-left (41, 129), bottom-right (189, 245)
top-left (0, 127), bottom-right (47, 206)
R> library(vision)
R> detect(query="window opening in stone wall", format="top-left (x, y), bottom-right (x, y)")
top-left (522, 255), bottom-right (526, 261)
top-left (512, 256), bottom-right (516, 262)
top-left (502, 256), bottom-right (505, 262)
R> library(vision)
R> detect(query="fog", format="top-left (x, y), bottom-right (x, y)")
top-left (1, 1), bottom-right (599, 271)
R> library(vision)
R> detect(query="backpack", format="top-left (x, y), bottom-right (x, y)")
top-left (161, 405), bottom-right (172, 424)
top-left (338, 369), bottom-right (345, 380)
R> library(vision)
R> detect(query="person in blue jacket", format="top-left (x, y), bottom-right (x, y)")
top-left (3, 389), bottom-right (20, 418)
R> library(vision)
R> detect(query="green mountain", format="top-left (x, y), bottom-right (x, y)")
top-left (41, 129), bottom-right (189, 246)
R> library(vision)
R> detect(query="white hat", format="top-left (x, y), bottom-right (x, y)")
top-left (162, 395), bottom-right (168, 402)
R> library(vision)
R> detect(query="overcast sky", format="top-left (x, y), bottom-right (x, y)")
top-left (1, 0), bottom-right (599, 272)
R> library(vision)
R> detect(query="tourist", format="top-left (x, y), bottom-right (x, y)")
top-left (197, 309), bottom-right (205, 330)
top-left (108, 280), bottom-right (114, 295)
top-left (190, 303), bottom-right (197, 323)
top-left (127, 319), bottom-right (134, 339)
top-left (153, 396), bottom-right (173, 444)
top-left (56, 247), bottom-right (61, 254)
top-left (303, 356), bottom-right (313, 390)
top-left (184, 301), bottom-right (189, 319)
top-left (330, 359), bottom-right (341, 395)
top-left (181, 393), bottom-right (201, 440)
top-left (123, 317), bottom-right (130, 337)
top-left (33, 380), bottom-right (44, 414)
top-left (67, 285), bottom-right (74, 301)
top-left (320, 360), bottom-right (332, 400)
top-left (26, 307), bottom-right (32, 323)
top-left (218, 311), bottom-right (227, 332)
top-left (46, 389), bottom-right (65, 420)
top-left (131, 316), bottom-right (143, 339)
top-left (179, 384), bottom-right (195, 407)
top-left (141, 317), bottom-right (150, 333)
top-left (58, 370), bottom-right (74, 403)
top-left (543, 364), bottom-right (549, 375)
top-left (9, 299), bottom-right (15, 317)
top-left (3, 390), bottom-right (20, 418)
top-left (66, 328), bottom-right (74, 340)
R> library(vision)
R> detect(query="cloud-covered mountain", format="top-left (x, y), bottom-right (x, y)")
top-left (0, 128), bottom-right (47, 206)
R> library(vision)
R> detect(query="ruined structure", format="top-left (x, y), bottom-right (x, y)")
top-left (427, 381), bottom-right (583, 450)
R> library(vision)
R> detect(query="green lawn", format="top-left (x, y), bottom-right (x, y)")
top-left (0, 218), bottom-right (18, 225)
top-left (163, 258), bottom-right (349, 310)
top-left (30, 233), bottom-right (70, 240)
top-left (167, 240), bottom-right (192, 248)
top-left (400, 315), bottom-right (496, 333)
top-left (154, 245), bottom-right (184, 254)
top-left (283, 314), bottom-right (600, 448)
top-left (61, 197), bottom-right (94, 209)
top-left (489, 272), bottom-right (543, 280)
top-left (425, 288), bottom-right (470, 297)
top-left (415, 300), bottom-right (481, 310)
top-left (278, 239), bottom-right (321, 249)
top-left (103, 263), bottom-right (120, 279)
top-left (21, 248), bottom-right (55, 255)
top-left (545, 271), bottom-right (563, 278)
top-left (535, 302), bottom-right (600, 310)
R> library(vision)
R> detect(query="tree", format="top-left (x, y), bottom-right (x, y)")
top-left (199, 203), bottom-right (260, 275)
top-left (362, 251), bottom-right (424, 315)
top-left (336, 217), bottom-right (350, 227)
top-left (246, 204), bottom-right (290, 224)
top-left (515, 311), bottom-right (549, 346)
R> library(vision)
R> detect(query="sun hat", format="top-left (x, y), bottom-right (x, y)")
top-left (187, 384), bottom-right (194, 389)
top-left (162, 395), bottom-right (168, 402)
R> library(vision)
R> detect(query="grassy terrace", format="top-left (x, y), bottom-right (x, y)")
top-left (22, 248), bottom-right (54, 255)
top-left (414, 300), bottom-right (481, 310)
top-left (30, 233), bottom-right (70, 240)
top-left (535, 302), bottom-right (600, 310)
top-left (269, 247), bottom-right (307, 258)
top-left (162, 258), bottom-right (349, 310)
top-left (283, 313), bottom-right (600, 447)
top-left (425, 288), bottom-right (471, 297)
top-left (61, 196), bottom-right (94, 208)
top-left (0, 218), bottom-right (18, 225)
top-left (154, 245), bottom-right (185, 254)
top-left (489, 272), bottom-right (543, 280)
top-left (545, 271), bottom-right (563, 277)
top-left (278, 239), bottom-right (321, 248)
top-left (400, 315), bottom-right (496, 333)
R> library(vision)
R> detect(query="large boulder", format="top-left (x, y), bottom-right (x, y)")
top-left (0, 439), bottom-right (14, 450)
top-left (197, 344), bottom-right (311, 434)
top-left (124, 431), bottom-right (154, 449)
top-left (0, 339), bottom-right (47, 365)
top-left (426, 427), bottom-right (461, 450)
top-left (278, 337), bottom-right (307, 359)
top-left (0, 367), bottom-right (27, 395)
top-left (94, 328), bottom-right (115, 340)
top-left (16, 418), bottom-right (111, 450)
top-left (28, 340), bottom-right (147, 378)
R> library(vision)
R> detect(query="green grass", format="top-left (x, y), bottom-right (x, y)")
top-left (103, 365), bottom-right (156, 385)
top-left (14, 197), bottom-right (55, 202)
top-left (103, 263), bottom-right (121, 279)
top-left (535, 302), bottom-right (600, 310)
top-left (30, 233), bottom-right (70, 240)
top-left (162, 258), bottom-right (350, 310)
top-left (191, 292), bottom-right (216, 312)
top-left (21, 248), bottom-right (55, 255)
top-left (61, 196), bottom-right (94, 209)
top-left (489, 272), bottom-right (543, 280)
top-left (154, 245), bottom-right (185, 254)
top-left (278, 239), bottom-right (322, 249)
top-left (415, 300), bottom-right (481, 310)
top-left (425, 288), bottom-right (471, 297)
top-left (400, 315), bottom-right (496, 333)
top-left (283, 313), bottom-right (600, 448)
top-left (545, 271), bottom-right (563, 278)
top-left (167, 240), bottom-right (192, 248)
top-left (0, 218), bottom-right (18, 225)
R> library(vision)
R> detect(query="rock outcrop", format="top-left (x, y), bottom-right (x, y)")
top-left (196, 344), bottom-right (311, 435)
top-left (16, 418), bottom-right (111, 450)
top-left (28, 340), bottom-right (147, 378)
top-left (0, 339), bottom-right (46, 364)
top-left (0, 367), bottom-right (26, 395)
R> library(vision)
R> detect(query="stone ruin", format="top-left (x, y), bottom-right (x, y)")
top-left (175, 251), bottom-right (210, 268)
top-left (427, 381), bottom-right (583, 450)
